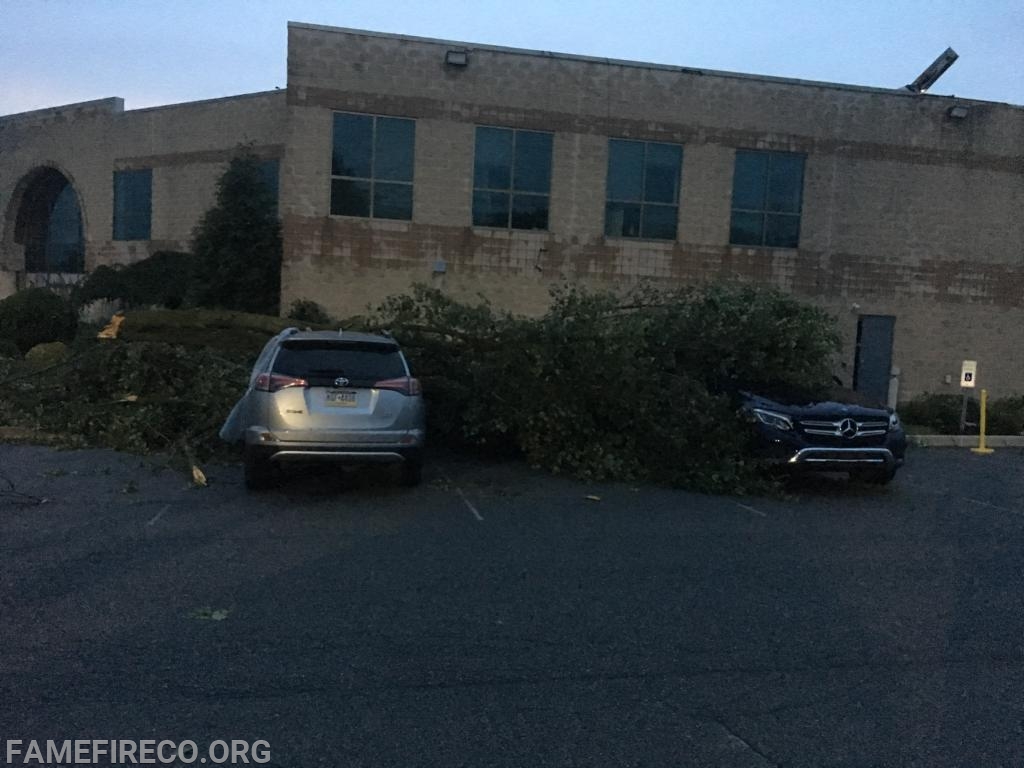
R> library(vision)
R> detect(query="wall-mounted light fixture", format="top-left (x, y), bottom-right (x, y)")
top-left (947, 105), bottom-right (969, 119)
top-left (445, 50), bottom-right (469, 67)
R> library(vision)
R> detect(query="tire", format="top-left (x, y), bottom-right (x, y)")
top-left (400, 457), bottom-right (423, 488)
top-left (243, 446), bottom-right (276, 491)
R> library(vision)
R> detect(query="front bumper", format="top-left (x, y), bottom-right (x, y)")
top-left (752, 424), bottom-right (907, 472)
top-left (785, 446), bottom-right (897, 471)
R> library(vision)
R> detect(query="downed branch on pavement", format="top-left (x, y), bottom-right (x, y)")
top-left (0, 468), bottom-right (47, 506)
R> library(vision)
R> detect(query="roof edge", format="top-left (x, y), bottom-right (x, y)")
top-left (0, 90), bottom-right (285, 124)
top-left (287, 21), bottom-right (1023, 110)
top-left (122, 89), bottom-right (285, 116)
top-left (0, 96), bottom-right (124, 122)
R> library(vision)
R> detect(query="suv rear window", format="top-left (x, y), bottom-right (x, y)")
top-left (273, 341), bottom-right (407, 386)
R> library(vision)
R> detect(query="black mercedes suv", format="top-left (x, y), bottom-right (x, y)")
top-left (742, 387), bottom-right (907, 483)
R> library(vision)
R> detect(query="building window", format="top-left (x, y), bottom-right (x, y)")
top-left (258, 159), bottom-right (279, 199)
top-left (16, 169), bottom-right (84, 273)
top-left (331, 112), bottom-right (414, 220)
top-left (472, 127), bottom-right (553, 229)
top-left (112, 169), bottom-right (152, 240)
top-left (258, 159), bottom-right (279, 213)
top-left (729, 150), bottom-right (805, 248)
top-left (604, 139), bottom-right (682, 240)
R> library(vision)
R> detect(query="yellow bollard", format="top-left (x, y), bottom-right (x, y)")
top-left (972, 388), bottom-right (995, 455)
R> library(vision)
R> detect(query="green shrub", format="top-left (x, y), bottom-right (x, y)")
top-left (288, 299), bottom-right (333, 326)
top-left (988, 396), bottom-right (1024, 436)
top-left (900, 393), bottom-right (1024, 436)
top-left (899, 392), bottom-right (978, 434)
top-left (74, 251), bottom-right (199, 309)
top-left (0, 288), bottom-right (78, 354)
top-left (192, 148), bottom-right (281, 315)
top-left (369, 283), bottom-right (841, 493)
top-left (24, 341), bottom-right (70, 371)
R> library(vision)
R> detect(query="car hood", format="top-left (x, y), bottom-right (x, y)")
top-left (742, 388), bottom-right (893, 420)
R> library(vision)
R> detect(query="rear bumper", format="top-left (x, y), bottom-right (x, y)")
top-left (248, 443), bottom-right (422, 466)
top-left (243, 426), bottom-right (424, 465)
top-left (269, 447), bottom-right (418, 465)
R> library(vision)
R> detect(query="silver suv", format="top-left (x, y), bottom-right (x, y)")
top-left (220, 328), bottom-right (426, 490)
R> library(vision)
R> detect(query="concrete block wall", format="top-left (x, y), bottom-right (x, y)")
top-left (2, 22), bottom-right (1021, 401)
top-left (280, 24), bottom-right (1024, 398)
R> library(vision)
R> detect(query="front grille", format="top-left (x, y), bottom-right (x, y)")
top-left (798, 418), bottom-right (888, 439)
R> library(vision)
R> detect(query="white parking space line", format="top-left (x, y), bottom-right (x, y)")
top-left (438, 470), bottom-right (485, 522)
top-left (146, 504), bottom-right (171, 527)
top-left (900, 483), bottom-right (1022, 518)
top-left (455, 486), bottom-right (484, 522)
top-left (735, 501), bottom-right (767, 518)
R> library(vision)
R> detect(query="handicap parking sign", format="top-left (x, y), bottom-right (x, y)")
top-left (961, 360), bottom-right (977, 388)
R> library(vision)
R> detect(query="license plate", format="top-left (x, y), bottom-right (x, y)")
top-left (325, 390), bottom-right (357, 407)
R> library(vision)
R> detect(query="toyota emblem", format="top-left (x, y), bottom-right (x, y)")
top-left (839, 418), bottom-right (858, 438)
top-left (334, 377), bottom-right (350, 387)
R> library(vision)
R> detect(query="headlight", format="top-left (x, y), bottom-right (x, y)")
top-left (753, 408), bottom-right (793, 431)
top-left (889, 412), bottom-right (901, 429)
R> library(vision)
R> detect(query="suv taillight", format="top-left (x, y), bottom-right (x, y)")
top-left (255, 373), bottom-right (308, 392)
top-left (374, 377), bottom-right (422, 396)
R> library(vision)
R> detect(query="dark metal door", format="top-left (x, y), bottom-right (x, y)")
top-left (853, 315), bottom-right (895, 404)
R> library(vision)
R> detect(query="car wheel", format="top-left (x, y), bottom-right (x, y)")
top-left (400, 457), bottom-right (423, 488)
top-left (243, 446), bottom-right (276, 491)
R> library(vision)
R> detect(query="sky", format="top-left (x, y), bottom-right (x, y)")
top-left (1, 0), bottom-right (1022, 116)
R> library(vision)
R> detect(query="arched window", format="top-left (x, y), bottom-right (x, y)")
top-left (13, 167), bottom-right (84, 273)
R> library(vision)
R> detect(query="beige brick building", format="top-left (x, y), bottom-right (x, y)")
top-left (0, 91), bottom-right (285, 292)
top-left (2, 22), bottom-right (1022, 401)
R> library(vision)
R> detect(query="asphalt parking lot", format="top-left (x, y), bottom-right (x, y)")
top-left (3, 444), bottom-right (1024, 767)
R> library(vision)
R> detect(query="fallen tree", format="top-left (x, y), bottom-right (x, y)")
top-left (0, 283), bottom-right (843, 494)
top-left (0, 340), bottom-right (248, 459)
top-left (365, 283), bottom-right (842, 493)
top-left (115, 307), bottom-right (333, 352)
top-left (0, 304), bottom-right (338, 461)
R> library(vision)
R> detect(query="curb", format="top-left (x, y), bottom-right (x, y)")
top-left (911, 434), bottom-right (1024, 448)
